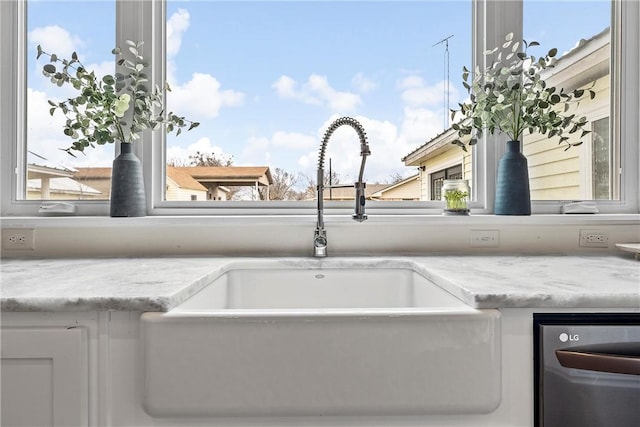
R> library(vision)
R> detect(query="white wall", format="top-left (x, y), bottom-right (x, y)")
top-left (1, 215), bottom-right (637, 258)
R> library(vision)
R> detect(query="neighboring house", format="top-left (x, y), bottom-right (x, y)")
top-left (27, 163), bottom-right (103, 200)
top-left (166, 167), bottom-right (209, 201)
top-left (403, 28), bottom-right (611, 202)
top-left (73, 166), bottom-right (273, 201)
top-left (369, 174), bottom-right (421, 201)
top-left (172, 166), bottom-right (273, 201)
top-left (319, 176), bottom-right (420, 202)
top-left (74, 168), bottom-right (112, 198)
top-left (321, 184), bottom-right (389, 201)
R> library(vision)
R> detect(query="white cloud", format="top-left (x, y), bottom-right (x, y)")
top-left (240, 136), bottom-right (271, 166)
top-left (296, 114), bottom-right (414, 184)
top-left (28, 25), bottom-right (83, 59)
top-left (271, 131), bottom-right (316, 150)
top-left (238, 132), bottom-right (316, 168)
top-left (273, 75), bottom-right (320, 106)
top-left (164, 9), bottom-right (244, 123)
top-left (166, 8), bottom-right (190, 84)
top-left (352, 72), bottom-right (378, 93)
top-left (399, 106), bottom-right (446, 146)
top-left (167, 137), bottom-right (233, 166)
top-left (398, 75), bottom-right (459, 109)
top-left (167, 9), bottom-right (190, 59)
top-left (167, 72), bottom-right (245, 119)
top-left (273, 74), bottom-right (361, 113)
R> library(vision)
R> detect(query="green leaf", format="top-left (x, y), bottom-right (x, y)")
top-left (43, 64), bottom-right (56, 74)
top-left (547, 48), bottom-right (558, 58)
top-left (102, 75), bottom-right (115, 85)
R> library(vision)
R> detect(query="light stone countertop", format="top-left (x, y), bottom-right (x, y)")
top-left (1, 254), bottom-right (638, 312)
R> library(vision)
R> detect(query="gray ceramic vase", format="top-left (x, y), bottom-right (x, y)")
top-left (110, 142), bottom-right (146, 217)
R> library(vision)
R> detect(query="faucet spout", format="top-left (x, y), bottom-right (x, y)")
top-left (314, 117), bottom-right (370, 257)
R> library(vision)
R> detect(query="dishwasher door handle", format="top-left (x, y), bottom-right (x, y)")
top-left (556, 342), bottom-right (640, 375)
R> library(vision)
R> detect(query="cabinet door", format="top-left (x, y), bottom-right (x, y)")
top-left (1, 327), bottom-right (88, 427)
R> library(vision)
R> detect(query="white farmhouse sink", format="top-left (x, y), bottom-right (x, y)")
top-left (171, 267), bottom-right (472, 312)
top-left (141, 259), bottom-right (501, 419)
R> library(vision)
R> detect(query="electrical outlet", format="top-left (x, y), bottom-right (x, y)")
top-left (579, 229), bottom-right (609, 248)
top-left (470, 230), bottom-right (500, 248)
top-left (3, 229), bottom-right (36, 250)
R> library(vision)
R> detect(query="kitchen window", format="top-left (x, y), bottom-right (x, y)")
top-left (1, 0), bottom-right (638, 216)
top-left (591, 117), bottom-right (612, 200)
top-left (430, 165), bottom-right (463, 201)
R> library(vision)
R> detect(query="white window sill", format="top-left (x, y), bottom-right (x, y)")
top-left (1, 213), bottom-right (638, 228)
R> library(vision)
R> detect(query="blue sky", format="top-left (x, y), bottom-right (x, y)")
top-left (27, 0), bottom-right (610, 189)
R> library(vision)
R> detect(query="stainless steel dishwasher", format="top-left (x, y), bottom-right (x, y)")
top-left (534, 313), bottom-right (640, 427)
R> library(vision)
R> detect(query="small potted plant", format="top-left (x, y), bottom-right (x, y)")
top-left (37, 41), bottom-right (199, 217)
top-left (450, 33), bottom-right (595, 215)
top-left (442, 179), bottom-right (470, 215)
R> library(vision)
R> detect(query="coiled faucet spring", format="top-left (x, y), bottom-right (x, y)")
top-left (314, 117), bottom-right (371, 257)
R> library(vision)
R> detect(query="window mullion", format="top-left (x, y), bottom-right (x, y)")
top-left (474, 0), bottom-right (523, 213)
top-left (117, 0), bottom-right (159, 214)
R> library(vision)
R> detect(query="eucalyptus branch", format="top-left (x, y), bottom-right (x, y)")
top-left (37, 40), bottom-right (199, 156)
top-left (450, 33), bottom-right (595, 152)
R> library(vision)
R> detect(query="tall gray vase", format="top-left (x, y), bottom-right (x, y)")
top-left (494, 140), bottom-right (531, 215)
top-left (110, 142), bottom-right (146, 217)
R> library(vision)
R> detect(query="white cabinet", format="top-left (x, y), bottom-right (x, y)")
top-left (1, 327), bottom-right (88, 427)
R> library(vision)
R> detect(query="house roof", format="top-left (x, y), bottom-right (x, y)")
top-left (74, 167), bottom-right (113, 179)
top-left (173, 166), bottom-right (274, 186)
top-left (369, 174), bottom-right (420, 199)
top-left (27, 177), bottom-right (102, 195)
top-left (27, 164), bottom-right (76, 180)
top-left (166, 167), bottom-right (208, 192)
top-left (402, 127), bottom-right (459, 166)
top-left (543, 26), bottom-right (610, 90)
top-left (73, 166), bottom-right (274, 188)
top-left (322, 183), bottom-right (390, 200)
top-left (27, 151), bottom-right (77, 177)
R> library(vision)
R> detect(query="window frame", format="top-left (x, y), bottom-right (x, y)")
top-left (2, 0), bottom-right (638, 217)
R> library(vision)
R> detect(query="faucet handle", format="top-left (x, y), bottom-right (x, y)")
top-left (353, 182), bottom-right (367, 222)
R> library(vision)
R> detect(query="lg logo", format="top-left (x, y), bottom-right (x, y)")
top-left (559, 333), bottom-right (579, 342)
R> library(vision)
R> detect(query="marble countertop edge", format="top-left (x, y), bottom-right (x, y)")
top-left (1, 255), bottom-right (638, 312)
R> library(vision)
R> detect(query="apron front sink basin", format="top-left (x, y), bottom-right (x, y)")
top-left (141, 259), bottom-right (501, 419)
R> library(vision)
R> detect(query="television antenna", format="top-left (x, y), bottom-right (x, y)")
top-left (433, 34), bottom-right (454, 130)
